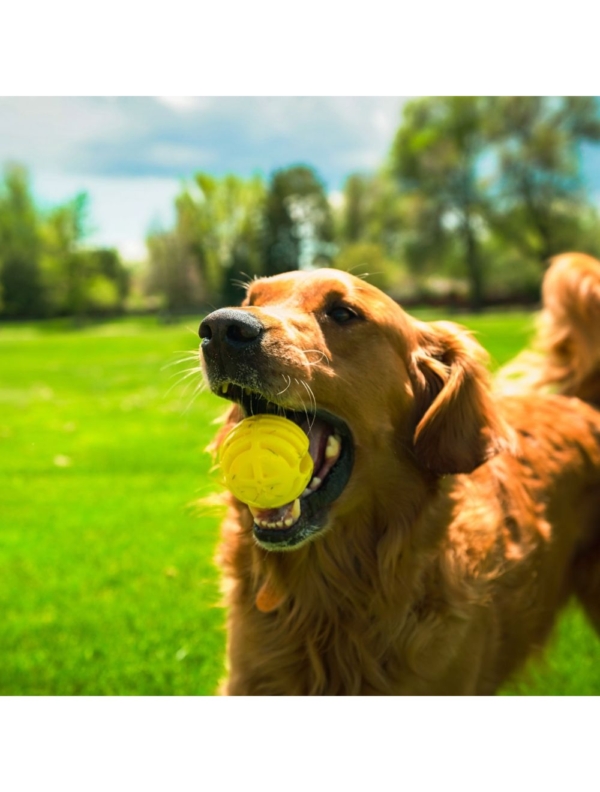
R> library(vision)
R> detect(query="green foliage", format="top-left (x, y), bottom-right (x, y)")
top-left (264, 165), bottom-right (334, 275)
top-left (138, 99), bottom-right (600, 312)
top-left (147, 173), bottom-right (265, 311)
top-left (338, 171), bottom-right (407, 262)
top-left (7, 99), bottom-right (600, 318)
top-left (390, 97), bottom-right (492, 310)
top-left (333, 241), bottom-right (404, 293)
top-left (485, 97), bottom-right (600, 263)
top-left (146, 165), bottom-right (336, 311)
top-left (0, 164), bottom-right (45, 317)
top-left (145, 231), bottom-right (203, 313)
top-left (388, 97), bottom-right (600, 310)
top-left (0, 166), bottom-right (130, 320)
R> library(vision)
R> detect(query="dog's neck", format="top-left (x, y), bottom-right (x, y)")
top-left (220, 471), bottom-right (474, 694)
top-left (252, 471), bottom-right (450, 617)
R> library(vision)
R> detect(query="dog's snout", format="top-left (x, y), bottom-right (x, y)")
top-left (200, 309), bottom-right (264, 351)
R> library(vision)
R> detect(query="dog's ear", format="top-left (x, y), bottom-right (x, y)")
top-left (409, 321), bottom-right (511, 475)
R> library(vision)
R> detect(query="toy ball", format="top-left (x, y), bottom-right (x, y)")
top-left (219, 414), bottom-right (314, 509)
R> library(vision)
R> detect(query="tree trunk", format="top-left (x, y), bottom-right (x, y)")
top-left (519, 173), bottom-right (554, 265)
top-left (462, 212), bottom-right (484, 312)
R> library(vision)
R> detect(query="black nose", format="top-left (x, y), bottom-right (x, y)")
top-left (199, 308), bottom-right (264, 350)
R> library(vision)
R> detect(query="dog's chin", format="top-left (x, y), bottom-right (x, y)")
top-left (253, 510), bottom-right (331, 551)
top-left (215, 381), bottom-right (354, 552)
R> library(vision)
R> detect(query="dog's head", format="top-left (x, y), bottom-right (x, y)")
top-left (200, 269), bottom-right (508, 550)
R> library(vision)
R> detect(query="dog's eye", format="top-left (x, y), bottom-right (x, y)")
top-left (328, 306), bottom-right (359, 325)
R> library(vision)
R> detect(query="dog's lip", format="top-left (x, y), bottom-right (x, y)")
top-left (252, 429), bottom-right (354, 550)
top-left (215, 379), bottom-right (355, 550)
top-left (213, 379), bottom-right (351, 436)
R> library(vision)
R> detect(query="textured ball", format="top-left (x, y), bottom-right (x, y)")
top-left (219, 414), bottom-right (313, 509)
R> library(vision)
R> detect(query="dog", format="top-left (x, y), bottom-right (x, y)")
top-left (199, 252), bottom-right (600, 695)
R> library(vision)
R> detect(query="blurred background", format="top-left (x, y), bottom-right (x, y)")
top-left (1, 96), bottom-right (600, 695)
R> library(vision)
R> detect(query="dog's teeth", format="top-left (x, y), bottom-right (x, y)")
top-left (250, 500), bottom-right (301, 530)
top-left (309, 477), bottom-right (322, 491)
top-left (221, 383), bottom-right (229, 394)
top-left (325, 434), bottom-right (341, 460)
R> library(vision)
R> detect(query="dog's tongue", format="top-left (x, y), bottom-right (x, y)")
top-left (300, 416), bottom-right (332, 472)
top-left (248, 417), bottom-right (333, 529)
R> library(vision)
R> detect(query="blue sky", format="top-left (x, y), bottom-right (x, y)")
top-left (0, 97), bottom-right (409, 260)
top-left (2, 96), bottom-right (600, 261)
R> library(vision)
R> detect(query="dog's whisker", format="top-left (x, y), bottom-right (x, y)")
top-left (178, 374), bottom-right (206, 401)
top-left (176, 373), bottom-right (206, 398)
top-left (299, 379), bottom-right (317, 431)
top-left (184, 326), bottom-right (199, 338)
top-left (164, 366), bottom-right (206, 398)
top-left (303, 349), bottom-right (332, 367)
top-left (293, 378), bottom-right (310, 428)
top-left (168, 366), bottom-right (204, 382)
top-left (182, 380), bottom-right (207, 414)
top-left (230, 271), bottom-right (255, 292)
top-left (276, 374), bottom-right (292, 398)
top-left (161, 352), bottom-right (201, 372)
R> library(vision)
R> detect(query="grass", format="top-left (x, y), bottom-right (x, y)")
top-left (0, 310), bottom-right (598, 695)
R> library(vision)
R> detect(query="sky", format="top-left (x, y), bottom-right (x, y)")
top-left (2, 96), bottom-right (600, 262)
top-left (0, 97), bottom-right (410, 260)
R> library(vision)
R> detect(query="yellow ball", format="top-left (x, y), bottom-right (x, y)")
top-left (219, 414), bottom-right (314, 509)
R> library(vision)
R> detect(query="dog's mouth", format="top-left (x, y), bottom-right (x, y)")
top-left (217, 382), bottom-right (354, 550)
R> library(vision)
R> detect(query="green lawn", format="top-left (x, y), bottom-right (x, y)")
top-left (0, 310), bottom-right (598, 695)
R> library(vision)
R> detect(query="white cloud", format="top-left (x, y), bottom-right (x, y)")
top-left (0, 96), bottom-right (409, 182)
top-left (0, 97), bottom-right (132, 172)
top-left (33, 172), bottom-right (182, 260)
top-left (145, 142), bottom-right (213, 168)
top-left (156, 97), bottom-right (211, 112)
top-left (1, 96), bottom-right (412, 260)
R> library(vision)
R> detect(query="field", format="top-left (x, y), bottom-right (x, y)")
top-left (1, 310), bottom-right (599, 695)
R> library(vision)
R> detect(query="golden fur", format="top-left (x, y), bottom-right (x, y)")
top-left (204, 252), bottom-right (600, 695)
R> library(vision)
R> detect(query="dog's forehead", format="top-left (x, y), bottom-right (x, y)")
top-left (246, 268), bottom-right (397, 314)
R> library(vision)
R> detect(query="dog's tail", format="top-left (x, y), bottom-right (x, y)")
top-left (535, 252), bottom-right (600, 406)
top-left (538, 254), bottom-right (600, 635)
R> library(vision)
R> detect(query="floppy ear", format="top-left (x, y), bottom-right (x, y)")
top-left (409, 321), bottom-right (510, 475)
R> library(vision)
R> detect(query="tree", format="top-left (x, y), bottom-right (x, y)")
top-left (264, 165), bottom-right (334, 275)
top-left (0, 164), bottom-right (45, 317)
top-left (146, 230), bottom-right (203, 313)
top-left (341, 173), bottom-right (371, 243)
top-left (84, 248), bottom-right (130, 313)
top-left (339, 171), bottom-right (406, 258)
top-left (41, 192), bottom-right (129, 317)
top-left (390, 97), bottom-right (496, 310)
top-left (485, 96), bottom-right (600, 264)
top-left (180, 173), bottom-right (265, 306)
top-left (40, 193), bottom-right (92, 317)
top-left (333, 241), bottom-right (403, 294)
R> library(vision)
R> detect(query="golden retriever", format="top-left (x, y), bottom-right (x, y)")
top-left (199, 252), bottom-right (600, 695)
